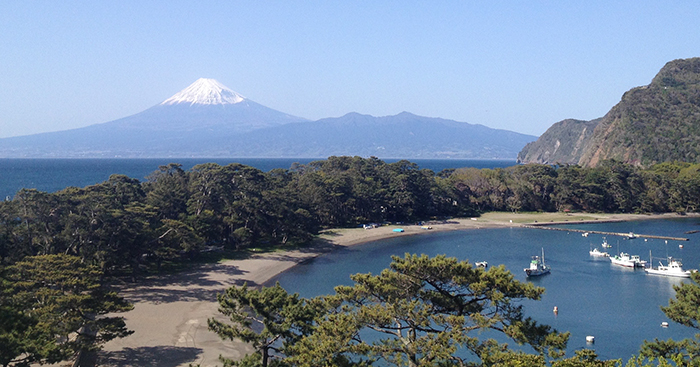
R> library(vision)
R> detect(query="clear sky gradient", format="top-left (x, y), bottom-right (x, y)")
top-left (1, 1), bottom-right (699, 138)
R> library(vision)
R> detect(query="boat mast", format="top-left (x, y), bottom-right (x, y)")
top-left (542, 247), bottom-right (545, 265)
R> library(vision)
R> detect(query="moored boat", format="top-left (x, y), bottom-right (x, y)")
top-left (645, 255), bottom-right (696, 278)
top-left (589, 248), bottom-right (609, 257)
top-left (609, 252), bottom-right (646, 268)
top-left (525, 248), bottom-right (550, 277)
top-left (601, 237), bottom-right (612, 248)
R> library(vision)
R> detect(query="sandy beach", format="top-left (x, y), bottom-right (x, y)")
top-left (98, 212), bottom-right (688, 367)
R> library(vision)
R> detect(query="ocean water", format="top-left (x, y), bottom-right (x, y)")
top-left (0, 158), bottom-right (515, 199)
top-left (271, 217), bottom-right (700, 361)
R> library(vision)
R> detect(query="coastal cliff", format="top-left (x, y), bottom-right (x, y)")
top-left (519, 57), bottom-right (700, 167)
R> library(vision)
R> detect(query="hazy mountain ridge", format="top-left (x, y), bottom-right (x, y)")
top-left (518, 57), bottom-right (700, 167)
top-left (195, 112), bottom-right (536, 158)
top-left (0, 80), bottom-right (535, 159)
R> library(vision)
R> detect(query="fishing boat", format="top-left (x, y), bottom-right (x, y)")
top-left (589, 248), bottom-right (609, 257)
top-left (525, 248), bottom-right (551, 277)
top-left (645, 251), bottom-right (696, 278)
top-left (609, 252), bottom-right (646, 268)
top-left (601, 237), bottom-right (612, 248)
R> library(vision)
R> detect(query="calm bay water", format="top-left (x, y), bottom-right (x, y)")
top-left (0, 158), bottom-right (515, 199)
top-left (271, 217), bottom-right (700, 361)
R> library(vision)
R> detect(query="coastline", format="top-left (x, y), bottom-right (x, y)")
top-left (99, 212), bottom-right (692, 367)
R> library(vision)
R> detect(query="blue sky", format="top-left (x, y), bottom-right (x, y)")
top-left (1, 1), bottom-right (699, 138)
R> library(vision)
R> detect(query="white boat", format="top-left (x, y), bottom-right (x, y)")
top-left (525, 248), bottom-right (551, 277)
top-left (475, 261), bottom-right (488, 268)
top-left (589, 248), bottom-right (609, 257)
top-left (609, 252), bottom-right (647, 268)
top-left (582, 232), bottom-right (589, 237)
top-left (601, 237), bottom-right (612, 248)
top-left (645, 257), bottom-right (696, 278)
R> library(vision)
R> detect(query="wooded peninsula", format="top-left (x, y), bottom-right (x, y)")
top-left (3, 156), bottom-right (700, 366)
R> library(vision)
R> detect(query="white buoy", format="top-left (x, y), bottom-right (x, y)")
top-left (586, 335), bottom-right (595, 343)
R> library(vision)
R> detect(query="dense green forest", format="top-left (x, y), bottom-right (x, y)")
top-left (3, 156), bottom-right (700, 366)
top-left (2, 156), bottom-right (700, 274)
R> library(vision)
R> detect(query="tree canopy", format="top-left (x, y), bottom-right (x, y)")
top-left (213, 254), bottom-right (570, 367)
top-left (0, 254), bottom-right (132, 366)
top-left (2, 157), bottom-right (700, 278)
top-left (2, 157), bottom-right (700, 365)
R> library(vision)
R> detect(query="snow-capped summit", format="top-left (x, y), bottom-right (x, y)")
top-left (0, 74), bottom-right (534, 158)
top-left (161, 78), bottom-right (245, 105)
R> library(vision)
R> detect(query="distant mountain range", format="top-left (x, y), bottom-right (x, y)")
top-left (518, 57), bottom-right (700, 167)
top-left (0, 78), bottom-right (535, 159)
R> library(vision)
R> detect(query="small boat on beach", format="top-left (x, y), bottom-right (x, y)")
top-left (525, 248), bottom-right (551, 277)
top-left (645, 251), bottom-right (696, 278)
top-left (610, 252), bottom-right (646, 268)
top-left (589, 248), bottom-right (609, 257)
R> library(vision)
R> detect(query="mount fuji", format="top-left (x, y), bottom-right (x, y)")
top-left (0, 78), bottom-right (536, 158)
top-left (0, 79), bottom-right (308, 157)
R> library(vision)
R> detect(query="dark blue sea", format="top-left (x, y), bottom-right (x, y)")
top-left (271, 218), bottom-right (700, 361)
top-left (0, 158), bottom-right (515, 200)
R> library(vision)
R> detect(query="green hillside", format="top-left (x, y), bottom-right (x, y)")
top-left (519, 57), bottom-right (700, 167)
top-left (580, 57), bottom-right (700, 167)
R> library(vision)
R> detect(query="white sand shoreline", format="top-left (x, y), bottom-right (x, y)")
top-left (99, 212), bottom-right (694, 366)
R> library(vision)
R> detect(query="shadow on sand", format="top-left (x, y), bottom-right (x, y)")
top-left (113, 262), bottom-right (249, 304)
top-left (99, 346), bottom-right (202, 367)
top-left (112, 237), bottom-right (343, 304)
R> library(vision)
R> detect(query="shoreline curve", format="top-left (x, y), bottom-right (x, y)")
top-left (99, 212), bottom-right (692, 367)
